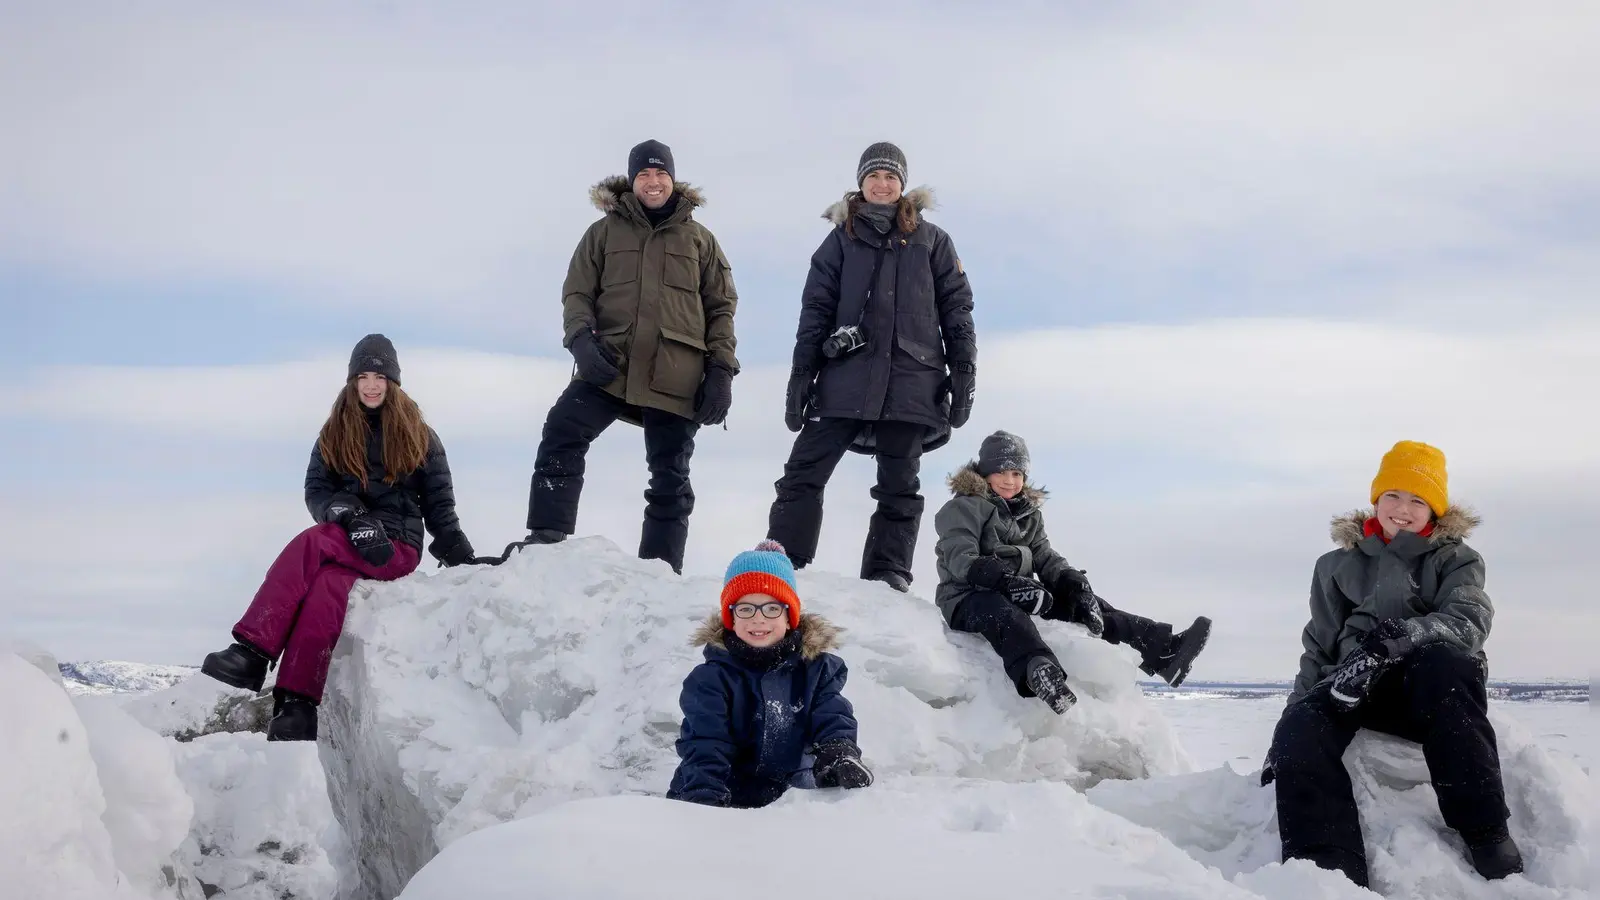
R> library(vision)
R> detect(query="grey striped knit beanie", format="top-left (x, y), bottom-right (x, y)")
top-left (856, 141), bottom-right (907, 188)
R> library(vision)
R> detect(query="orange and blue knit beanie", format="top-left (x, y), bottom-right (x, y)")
top-left (1371, 440), bottom-right (1449, 518)
top-left (721, 540), bottom-right (802, 628)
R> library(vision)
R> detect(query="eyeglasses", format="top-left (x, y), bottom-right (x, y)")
top-left (731, 602), bottom-right (788, 620)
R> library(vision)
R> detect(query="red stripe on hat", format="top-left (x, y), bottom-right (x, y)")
top-left (721, 572), bottom-right (802, 628)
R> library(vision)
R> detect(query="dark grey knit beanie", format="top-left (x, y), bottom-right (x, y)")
top-left (977, 430), bottom-right (1029, 476)
top-left (348, 333), bottom-right (400, 385)
top-left (856, 141), bottom-right (907, 188)
top-left (629, 139), bottom-right (675, 183)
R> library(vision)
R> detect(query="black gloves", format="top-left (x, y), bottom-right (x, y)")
top-left (429, 530), bottom-right (476, 568)
top-left (323, 496), bottom-right (365, 526)
top-left (965, 555), bottom-right (1015, 591)
top-left (345, 514), bottom-right (395, 567)
top-left (1328, 618), bottom-right (1414, 711)
top-left (1001, 575), bottom-right (1052, 616)
top-left (813, 739), bottom-right (873, 790)
top-left (694, 362), bottom-right (734, 426)
top-left (569, 329), bottom-right (621, 387)
top-left (946, 361), bottom-right (976, 429)
top-left (1051, 569), bottom-right (1105, 637)
top-left (784, 366), bottom-right (813, 433)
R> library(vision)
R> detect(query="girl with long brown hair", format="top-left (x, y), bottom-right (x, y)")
top-left (200, 334), bottom-right (484, 741)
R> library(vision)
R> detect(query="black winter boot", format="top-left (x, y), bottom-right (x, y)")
top-left (500, 528), bottom-right (566, 560)
top-left (266, 689), bottom-right (318, 742)
top-left (1138, 617), bottom-right (1212, 687)
top-left (1025, 656), bottom-right (1077, 714)
top-left (201, 642), bottom-right (271, 693)
top-left (866, 571), bottom-right (910, 593)
top-left (1463, 826), bottom-right (1524, 880)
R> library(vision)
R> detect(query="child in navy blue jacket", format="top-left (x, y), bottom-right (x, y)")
top-left (666, 540), bottom-right (872, 808)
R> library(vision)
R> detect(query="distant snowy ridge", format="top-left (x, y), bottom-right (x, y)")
top-left (1141, 680), bottom-right (1590, 703)
top-left (60, 660), bottom-right (197, 696)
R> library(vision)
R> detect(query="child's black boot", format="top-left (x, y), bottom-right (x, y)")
top-left (1463, 825), bottom-right (1524, 880)
top-left (201, 641), bottom-right (271, 693)
top-left (1025, 655), bottom-right (1077, 714)
top-left (266, 688), bottom-right (318, 742)
top-left (1118, 616), bottom-right (1212, 687)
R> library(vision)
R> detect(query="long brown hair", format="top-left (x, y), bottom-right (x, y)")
top-left (317, 380), bottom-right (430, 488)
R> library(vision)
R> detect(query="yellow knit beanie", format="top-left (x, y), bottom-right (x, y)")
top-left (1370, 440), bottom-right (1449, 517)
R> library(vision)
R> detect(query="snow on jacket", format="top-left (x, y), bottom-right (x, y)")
top-left (303, 416), bottom-right (471, 563)
top-left (791, 188), bottom-right (976, 454)
top-left (1289, 506), bottom-right (1493, 702)
top-left (932, 464), bottom-right (1075, 624)
top-left (666, 614), bottom-right (857, 809)
top-left (560, 177), bottom-right (740, 422)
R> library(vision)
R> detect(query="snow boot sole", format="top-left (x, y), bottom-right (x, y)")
top-left (1152, 616), bottom-right (1212, 688)
top-left (1025, 658), bottom-right (1077, 715)
top-left (201, 643), bottom-right (269, 693)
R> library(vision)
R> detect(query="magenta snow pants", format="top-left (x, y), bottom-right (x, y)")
top-left (233, 523), bottom-right (419, 702)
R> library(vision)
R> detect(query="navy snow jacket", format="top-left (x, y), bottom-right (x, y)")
top-left (667, 614), bottom-right (858, 808)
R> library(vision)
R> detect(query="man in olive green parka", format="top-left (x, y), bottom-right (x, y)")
top-left (514, 140), bottom-right (739, 574)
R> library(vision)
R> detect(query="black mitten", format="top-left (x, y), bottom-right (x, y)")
top-left (947, 361), bottom-right (976, 429)
top-left (965, 555), bottom-right (1015, 591)
top-left (813, 739), bottom-right (873, 790)
top-left (694, 362), bottom-right (734, 426)
top-left (345, 514), bottom-right (395, 567)
top-left (322, 495), bottom-right (365, 526)
top-left (569, 329), bottom-right (621, 386)
top-left (1051, 569), bottom-right (1105, 637)
top-left (784, 367), bottom-right (813, 433)
top-left (1001, 575), bottom-right (1052, 616)
top-left (1328, 618), bottom-right (1413, 711)
top-left (429, 530), bottom-right (475, 568)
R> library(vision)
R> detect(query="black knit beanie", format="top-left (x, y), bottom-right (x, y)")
top-left (978, 430), bottom-right (1029, 477)
top-left (628, 139), bottom-right (675, 183)
top-left (348, 334), bottom-right (401, 385)
top-left (857, 141), bottom-right (907, 188)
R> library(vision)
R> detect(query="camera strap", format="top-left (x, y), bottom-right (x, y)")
top-left (835, 241), bottom-right (891, 331)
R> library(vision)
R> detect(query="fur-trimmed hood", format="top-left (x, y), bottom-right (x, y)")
top-left (589, 175), bottom-right (706, 214)
top-left (690, 612), bottom-right (841, 660)
top-left (1329, 505), bottom-right (1481, 550)
top-left (947, 463), bottom-right (1047, 506)
top-left (823, 186), bottom-right (937, 234)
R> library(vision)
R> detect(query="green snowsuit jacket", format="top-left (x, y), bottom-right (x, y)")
top-left (1290, 505), bottom-right (1494, 702)
top-left (932, 464), bottom-right (1076, 624)
top-left (560, 177), bottom-right (740, 421)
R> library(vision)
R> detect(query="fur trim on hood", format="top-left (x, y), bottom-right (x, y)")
top-left (690, 612), bottom-right (842, 660)
top-left (1330, 505), bottom-right (1481, 550)
top-left (589, 175), bottom-right (706, 213)
top-left (947, 463), bottom-right (1047, 506)
top-left (823, 186), bottom-right (937, 234)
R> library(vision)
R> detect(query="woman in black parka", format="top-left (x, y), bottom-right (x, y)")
top-left (767, 142), bottom-right (977, 591)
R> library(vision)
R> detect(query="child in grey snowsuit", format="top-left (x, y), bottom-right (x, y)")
top-left (1262, 440), bottom-right (1521, 889)
top-left (933, 430), bottom-right (1211, 713)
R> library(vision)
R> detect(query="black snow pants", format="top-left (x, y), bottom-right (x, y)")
top-left (950, 590), bottom-right (1166, 696)
top-left (767, 417), bottom-right (925, 581)
top-left (526, 381), bottom-right (698, 573)
top-left (1269, 642), bottom-right (1509, 888)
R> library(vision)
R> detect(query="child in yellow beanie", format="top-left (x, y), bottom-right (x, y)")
top-left (1263, 440), bottom-right (1521, 888)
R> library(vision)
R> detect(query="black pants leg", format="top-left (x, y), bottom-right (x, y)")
top-left (527, 381), bottom-right (624, 533)
top-left (949, 591), bottom-right (1056, 696)
top-left (860, 421), bottom-right (926, 581)
top-left (767, 418), bottom-right (862, 565)
top-left (639, 408), bottom-right (699, 574)
top-left (1361, 643), bottom-right (1509, 838)
top-left (1270, 642), bottom-right (1509, 887)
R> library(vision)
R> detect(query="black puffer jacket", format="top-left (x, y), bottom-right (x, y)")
top-left (303, 411), bottom-right (472, 563)
top-left (792, 188), bottom-right (976, 454)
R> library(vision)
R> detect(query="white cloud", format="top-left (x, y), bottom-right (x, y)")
top-left (3, 3), bottom-right (1596, 321)
top-left (3, 318), bottom-right (1594, 677)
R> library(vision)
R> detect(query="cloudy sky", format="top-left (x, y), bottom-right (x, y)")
top-left (4, 2), bottom-right (1597, 679)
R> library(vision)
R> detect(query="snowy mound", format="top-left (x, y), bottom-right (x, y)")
top-left (122, 671), bottom-right (274, 741)
top-left (1089, 713), bottom-right (1595, 899)
top-left (322, 537), bottom-right (1192, 900)
top-left (2, 649), bottom-right (341, 900)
